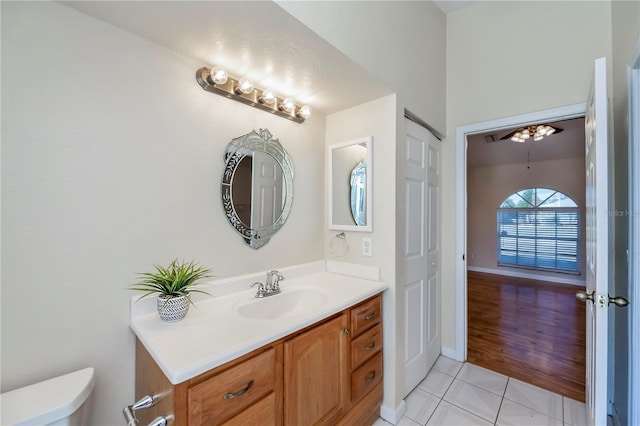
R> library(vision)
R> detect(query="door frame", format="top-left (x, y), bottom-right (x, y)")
top-left (627, 37), bottom-right (640, 426)
top-left (454, 103), bottom-right (587, 361)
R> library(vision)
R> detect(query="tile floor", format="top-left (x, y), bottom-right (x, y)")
top-left (374, 356), bottom-right (587, 426)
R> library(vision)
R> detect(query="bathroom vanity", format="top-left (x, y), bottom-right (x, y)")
top-left (130, 261), bottom-right (387, 425)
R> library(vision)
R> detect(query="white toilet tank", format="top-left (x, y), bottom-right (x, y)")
top-left (1, 367), bottom-right (95, 426)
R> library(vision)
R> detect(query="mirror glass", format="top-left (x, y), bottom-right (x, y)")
top-left (221, 129), bottom-right (294, 248)
top-left (329, 137), bottom-right (372, 232)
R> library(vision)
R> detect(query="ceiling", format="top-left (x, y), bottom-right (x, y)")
top-left (59, 1), bottom-right (392, 117)
top-left (467, 117), bottom-right (586, 167)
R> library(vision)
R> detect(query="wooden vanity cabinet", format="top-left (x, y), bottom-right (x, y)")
top-left (135, 293), bottom-right (383, 426)
top-left (283, 313), bottom-right (349, 425)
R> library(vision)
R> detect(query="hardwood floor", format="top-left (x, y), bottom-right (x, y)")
top-left (467, 270), bottom-right (586, 402)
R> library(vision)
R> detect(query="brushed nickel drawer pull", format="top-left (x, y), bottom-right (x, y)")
top-left (223, 380), bottom-right (254, 399)
top-left (364, 312), bottom-right (375, 320)
top-left (365, 341), bottom-right (376, 351)
top-left (365, 371), bottom-right (376, 383)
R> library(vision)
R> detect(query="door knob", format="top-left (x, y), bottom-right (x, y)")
top-left (576, 290), bottom-right (594, 303)
top-left (576, 290), bottom-right (629, 307)
top-left (608, 296), bottom-right (629, 307)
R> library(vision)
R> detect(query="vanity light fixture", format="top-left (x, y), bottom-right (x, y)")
top-left (196, 66), bottom-right (311, 123)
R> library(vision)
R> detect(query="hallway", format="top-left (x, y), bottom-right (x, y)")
top-left (466, 271), bottom-right (586, 402)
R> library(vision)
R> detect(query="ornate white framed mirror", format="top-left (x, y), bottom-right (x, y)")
top-left (328, 136), bottom-right (372, 232)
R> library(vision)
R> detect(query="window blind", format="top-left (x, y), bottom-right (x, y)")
top-left (497, 209), bottom-right (580, 273)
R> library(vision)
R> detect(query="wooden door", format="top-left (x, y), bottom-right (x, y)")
top-left (283, 314), bottom-right (348, 425)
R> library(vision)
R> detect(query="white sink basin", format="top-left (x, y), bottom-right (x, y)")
top-left (236, 288), bottom-right (328, 320)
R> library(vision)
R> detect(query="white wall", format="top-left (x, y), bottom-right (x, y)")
top-left (1, 2), bottom-right (325, 424)
top-left (444, 0), bottom-right (612, 351)
top-left (276, 3), bottom-right (447, 415)
top-left (276, 0), bottom-right (446, 136)
top-left (325, 95), bottom-right (399, 412)
top-left (467, 158), bottom-right (586, 280)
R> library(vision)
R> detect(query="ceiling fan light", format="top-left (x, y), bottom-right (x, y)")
top-left (546, 128), bottom-right (556, 136)
top-left (534, 135), bottom-right (543, 141)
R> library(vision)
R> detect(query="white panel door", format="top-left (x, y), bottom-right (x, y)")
top-left (584, 56), bottom-right (611, 426)
top-left (251, 151), bottom-right (283, 229)
top-left (426, 130), bottom-right (442, 366)
top-left (403, 118), bottom-right (441, 395)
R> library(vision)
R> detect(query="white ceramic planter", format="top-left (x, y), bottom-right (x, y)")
top-left (156, 295), bottom-right (190, 322)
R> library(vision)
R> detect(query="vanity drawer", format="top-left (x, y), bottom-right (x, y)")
top-left (351, 324), bottom-right (382, 369)
top-left (188, 348), bottom-right (276, 426)
top-left (219, 393), bottom-right (277, 426)
top-left (351, 351), bottom-right (382, 402)
top-left (350, 295), bottom-right (381, 337)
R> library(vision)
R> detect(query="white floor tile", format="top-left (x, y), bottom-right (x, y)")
top-left (404, 387), bottom-right (440, 424)
top-left (427, 400), bottom-right (493, 425)
top-left (563, 396), bottom-right (587, 425)
top-left (497, 398), bottom-right (563, 426)
top-left (457, 363), bottom-right (509, 396)
top-left (373, 418), bottom-right (388, 426)
top-left (433, 355), bottom-right (464, 377)
top-left (397, 416), bottom-right (422, 425)
top-left (443, 379), bottom-right (502, 423)
top-left (418, 369), bottom-right (455, 397)
top-left (504, 378), bottom-right (563, 420)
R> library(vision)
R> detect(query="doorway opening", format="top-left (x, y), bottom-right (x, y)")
top-left (454, 104), bottom-right (587, 398)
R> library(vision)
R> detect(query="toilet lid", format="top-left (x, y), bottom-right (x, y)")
top-left (1, 367), bottom-right (95, 425)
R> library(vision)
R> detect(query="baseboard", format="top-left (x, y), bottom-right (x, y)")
top-left (380, 400), bottom-right (406, 425)
top-left (467, 266), bottom-right (585, 286)
top-left (441, 347), bottom-right (460, 361)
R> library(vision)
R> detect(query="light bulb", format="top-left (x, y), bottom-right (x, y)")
top-left (297, 105), bottom-right (311, 119)
top-left (279, 98), bottom-right (295, 113)
top-left (545, 128), bottom-right (556, 136)
top-left (210, 66), bottom-right (228, 85)
top-left (259, 89), bottom-right (276, 105)
top-left (236, 78), bottom-right (254, 95)
top-left (534, 135), bottom-right (543, 141)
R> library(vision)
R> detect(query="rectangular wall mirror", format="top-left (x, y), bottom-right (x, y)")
top-left (328, 136), bottom-right (373, 232)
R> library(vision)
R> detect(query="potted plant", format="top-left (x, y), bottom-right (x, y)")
top-left (129, 259), bottom-right (212, 322)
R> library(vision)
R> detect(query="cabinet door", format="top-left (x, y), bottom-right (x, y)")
top-left (284, 314), bottom-right (348, 426)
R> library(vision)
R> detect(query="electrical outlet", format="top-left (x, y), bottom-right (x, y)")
top-left (361, 238), bottom-right (372, 257)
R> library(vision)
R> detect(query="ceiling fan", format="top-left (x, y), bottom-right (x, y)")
top-left (500, 124), bottom-right (563, 143)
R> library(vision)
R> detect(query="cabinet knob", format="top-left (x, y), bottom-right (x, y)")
top-left (365, 371), bottom-right (376, 383)
top-left (364, 312), bottom-right (375, 320)
top-left (343, 328), bottom-right (350, 335)
top-left (364, 342), bottom-right (376, 351)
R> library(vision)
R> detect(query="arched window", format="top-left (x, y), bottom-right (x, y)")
top-left (497, 188), bottom-right (580, 274)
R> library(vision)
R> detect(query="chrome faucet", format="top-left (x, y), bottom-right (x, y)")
top-left (265, 270), bottom-right (284, 294)
top-left (250, 270), bottom-right (284, 298)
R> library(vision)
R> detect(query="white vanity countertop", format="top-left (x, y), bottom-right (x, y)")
top-left (129, 260), bottom-right (387, 384)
